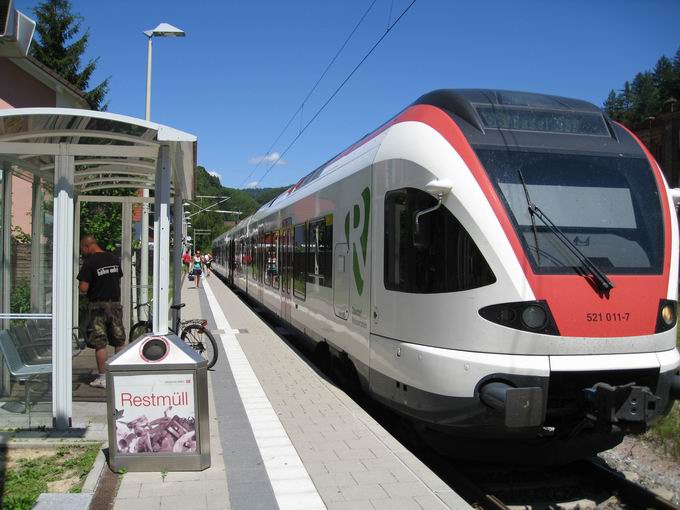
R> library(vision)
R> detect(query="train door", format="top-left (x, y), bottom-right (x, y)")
top-left (280, 218), bottom-right (293, 323)
top-left (228, 239), bottom-right (235, 283)
top-left (333, 243), bottom-right (350, 319)
top-left (371, 160), bottom-right (398, 342)
top-left (256, 231), bottom-right (264, 303)
top-left (245, 236), bottom-right (252, 294)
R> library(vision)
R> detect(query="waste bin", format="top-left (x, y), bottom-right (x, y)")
top-left (106, 333), bottom-right (211, 472)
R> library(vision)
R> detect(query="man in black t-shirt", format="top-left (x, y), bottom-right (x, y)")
top-left (77, 235), bottom-right (125, 389)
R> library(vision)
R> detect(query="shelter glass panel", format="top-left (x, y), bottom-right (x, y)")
top-left (0, 167), bottom-right (54, 428)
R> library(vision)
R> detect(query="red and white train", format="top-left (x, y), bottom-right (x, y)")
top-left (212, 89), bottom-right (680, 462)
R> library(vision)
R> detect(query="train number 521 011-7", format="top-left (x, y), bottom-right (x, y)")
top-left (586, 312), bottom-right (630, 322)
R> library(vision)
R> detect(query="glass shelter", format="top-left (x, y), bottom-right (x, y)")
top-left (0, 108), bottom-right (196, 430)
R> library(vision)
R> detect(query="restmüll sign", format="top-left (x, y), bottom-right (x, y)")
top-left (106, 333), bottom-right (211, 472)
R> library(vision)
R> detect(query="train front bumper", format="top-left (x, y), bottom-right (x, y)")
top-left (368, 335), bottom-right (680, 434)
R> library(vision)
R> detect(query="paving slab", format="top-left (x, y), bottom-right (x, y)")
top-left (33, 493), bottom-right (92, 510)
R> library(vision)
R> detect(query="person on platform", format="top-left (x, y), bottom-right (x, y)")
top-left (77, 235), bottom-right (125, 389)
top-left (204, 252), bottom-right (213, 277)
top-left (182, 250), bottom-right (192, 275)
top-left (192, 250), bottom-right (204, 288)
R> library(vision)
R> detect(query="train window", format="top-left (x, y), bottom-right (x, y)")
top-left (384, 188), bottom-right (496, 293)
top-left (259, 232), bottom-right (265, 282)
top-left (307, 216), bottom-right (333, 289)
top-left (476, 149), bottom-right (664, 275)
top-left (293, 223), bottom-right (307, 300)
top-left (274, 231), bottom-right (281, 289)
top-left (266, 231), bottom-right (279, 289)
top-left (282, 219), bottom-right (292, 295)
top-left (264, 233), bottom-right (273, 286)
top-left (241, 239), bottom-right (247, 274)
top-left (251, 236), bottom-right (257, 279)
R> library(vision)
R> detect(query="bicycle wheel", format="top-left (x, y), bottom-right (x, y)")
top-left (129, 321), bottom-right (152, 343)
top-left (181, 324), bottom-right (218, 369)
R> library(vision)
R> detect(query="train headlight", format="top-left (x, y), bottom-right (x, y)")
top-left (656, 300), bottom-right (677, 333)
top-left (662, 305), bottom-right (675, 325)
top-left (521, 305), bottom-right (547, 330)
top-left (479, 300), bottom-right (559, 335)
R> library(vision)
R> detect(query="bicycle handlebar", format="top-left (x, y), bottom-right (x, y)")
top-left (133, 301), bottom-right (152, 311)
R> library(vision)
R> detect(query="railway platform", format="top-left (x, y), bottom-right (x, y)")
top-left (113, 275), bottom-right (471, 510)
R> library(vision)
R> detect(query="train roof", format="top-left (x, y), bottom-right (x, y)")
top-left (223, 89), bottom-right (646, 239)
top-left (413, 89), bottom-right (643, 156)
top-left (417, 89), bottom-right (600, 114)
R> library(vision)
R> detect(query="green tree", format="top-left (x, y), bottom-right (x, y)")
top-left (30, 0), bottom-right (109, 110)
top-left (603, 89), bottom-right (623, 120)
top-left (653, 56), bottom-right (677, 102)
top-left (628, 72), bottom-right (659, 125)
top-left (603, 46), bottom-right (680, 126)
top-left (79, 189), bottom-right (137, 251)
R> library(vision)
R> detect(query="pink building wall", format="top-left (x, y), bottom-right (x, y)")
top-left (0, 59), bottom-right (55, 109)
top-left (11, 176), bottom-right (33, 237)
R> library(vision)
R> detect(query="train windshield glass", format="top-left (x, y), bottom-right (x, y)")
top-left (476, 149), bottom-right (664, 274)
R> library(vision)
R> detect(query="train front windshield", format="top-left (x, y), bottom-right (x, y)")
top-left (476, 149), bottom-right (664, 275)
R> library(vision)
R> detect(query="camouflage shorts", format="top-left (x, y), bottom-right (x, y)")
top-left (87, 302), bottom-right (126, 349)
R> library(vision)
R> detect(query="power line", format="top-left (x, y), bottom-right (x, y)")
top-left (257, 0), bottom-right (418, 186)
top-left (239, 0), bottom-right (380, 188)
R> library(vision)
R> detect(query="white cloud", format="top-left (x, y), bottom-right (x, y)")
top-left (245, 181), bottom-right (259, 189)
top-left (208, 170), bottom-right (220, 178)
top-left (248, 152), bottom-right (286, 165)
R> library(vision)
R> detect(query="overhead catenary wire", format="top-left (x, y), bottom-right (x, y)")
top-left (387, 0), bottom-right (395, 29)
top-left (256, 0), bottom-right (418, 186)
top-left (239, 0), bottom-right (380, 188)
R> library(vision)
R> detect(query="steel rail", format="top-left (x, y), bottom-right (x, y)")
top-left (579, 458), bottom-right (679, 510)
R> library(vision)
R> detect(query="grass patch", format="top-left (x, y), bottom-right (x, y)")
top-left (1, 443), bottom-right (101, 510)
top-left (646, 402), bottom-right (680, 460)
top-left (644, 326), bottom-right (680, 460)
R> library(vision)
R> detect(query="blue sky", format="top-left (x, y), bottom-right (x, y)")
top-left (16, 0), bottom-right (680, 189)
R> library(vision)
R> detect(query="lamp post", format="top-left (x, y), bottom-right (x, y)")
top-left (141, 23), bottom-right (185, 318)
top-left (646, 116), bottom-right (655, 152)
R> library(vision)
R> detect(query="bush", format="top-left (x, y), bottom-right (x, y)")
top-left (10, 280), bottom-right (31, 314)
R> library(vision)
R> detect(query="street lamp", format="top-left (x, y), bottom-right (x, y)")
top-left (144, 23), bottom-right (185, 121)
top-left (140, 22), bottom-right (185, 318)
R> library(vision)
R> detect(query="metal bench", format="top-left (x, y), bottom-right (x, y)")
top-left (8, 323), bottom-right (85, 364)
top-left (10, 325), bottom-right (51, 364)
top-left (0, 329), bottom-right (52, 427)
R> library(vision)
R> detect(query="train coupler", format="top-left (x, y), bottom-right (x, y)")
top-left (583, 382), bottom-right (659, 426)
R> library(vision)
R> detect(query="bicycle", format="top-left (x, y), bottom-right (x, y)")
top-left (129, 301), bottom-right (218, 369)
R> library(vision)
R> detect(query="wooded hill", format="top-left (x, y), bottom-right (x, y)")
top-left (189, 166), bottom-right (289, 251)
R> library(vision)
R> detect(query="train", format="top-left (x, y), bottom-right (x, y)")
top-left (211, 89), bottom-right (680, 463)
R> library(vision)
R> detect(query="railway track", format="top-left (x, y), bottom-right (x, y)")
top-left (223, 277), bottom-right (680, 510)
top-left (439, 457), bottom-right (679, 510)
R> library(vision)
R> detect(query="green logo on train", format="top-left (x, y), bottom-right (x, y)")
top-left (344, 187), bottom-right (370, 296)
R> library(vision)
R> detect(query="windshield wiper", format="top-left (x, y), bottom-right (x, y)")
top-left (518, 171), bottom-right (541, 265)
top-left (517, 170), bottom-right (614, 294)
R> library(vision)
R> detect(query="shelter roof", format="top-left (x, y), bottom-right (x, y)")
top-left (0, 107), bottom-right (196, 199)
